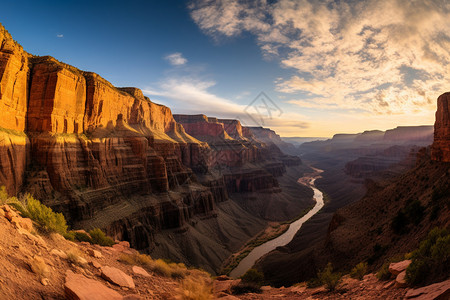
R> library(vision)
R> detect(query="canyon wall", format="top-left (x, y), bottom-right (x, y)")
top-left (0, 23), bottom-right (309, 273)
top-left (431, 92), bottom-right (450, 162)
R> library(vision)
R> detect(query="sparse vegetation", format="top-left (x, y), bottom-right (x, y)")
top-left (406, 227), bottom-right (450, 286)
top-left (19, 194), bottom-right (68, 235)
top-left (178, 276), bottom-right (213, 300)
top-left (350, 262), bottom-right (368, 280)
top-left (119, 253), bottom-right (189, 279)
top-left (240, 268), bottom-right (264, 286)
top-left (28, 256), bottom-right (49, 279)
top-left (376, 255), bottom-right (405, 281)
top-left (317, 262), bottom-right (342, 291)
top-left (88, 228), bottom-right (115, 246)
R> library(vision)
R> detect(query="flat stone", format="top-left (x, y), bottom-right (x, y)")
top-left (88, 249), bottom-right (102, 258)
top-left (65, 270), bottom-right (122, 300)
top-left (101, 266), bottom-right (135, 289)
top-left (389, 260), bottom-right (411, 276)
top-left (50, 249), bottom-right (68, 259)
top-left (214, 279), bottom-right (241, 294)
top-left (132, 266), bottom-right (150, 278)
top-left (90, 261), bottom-right (102, 269)
top-left (405, 279), bottom-right (450, 299)
top-left (395, 271), bottom-right (407, 288)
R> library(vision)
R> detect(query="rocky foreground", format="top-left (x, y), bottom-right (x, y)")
top-left (1, 202), bottom-right (448, 300)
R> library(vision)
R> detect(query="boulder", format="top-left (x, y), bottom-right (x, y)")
top-left (389, 260), bottom-right (411, 276)
top-left (132, 266), bottom-right (150, 278)
top-left (395, 271), bottom-right (407, 288)
top-left (64, 270), bottom-right (122, 300)
top-left (405, 279), bottom-right (450, 299)
top-left (101, 266), bottom-right (135, 289)
top-left (87, 249), bottom-right (102, 258)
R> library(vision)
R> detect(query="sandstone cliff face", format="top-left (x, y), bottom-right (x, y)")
top-left (431, 92), bottom-right (450, 162)
top-left (28, 57), bottom-right (86, 134)
top-left (0, 24), bottom-right (29, 131)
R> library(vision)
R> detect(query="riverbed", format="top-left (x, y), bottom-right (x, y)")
top-left (229, 168), bottom-right (324, 278)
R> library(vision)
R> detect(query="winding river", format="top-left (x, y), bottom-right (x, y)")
top-left (229, 168), bottom-right (324, 278)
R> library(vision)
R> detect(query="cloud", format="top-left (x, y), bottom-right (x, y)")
top-left (165, 52), bottom-right (188, 66)
top-left (188, 0), bottom-right (450, 117)
top-left (143, 76), bottom-right (309, 134)
top-left (56, 34), bottom-right (64, 38)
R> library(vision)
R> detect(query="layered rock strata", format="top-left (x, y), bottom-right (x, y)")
top-left (431, 92), bottom-right (450, 162)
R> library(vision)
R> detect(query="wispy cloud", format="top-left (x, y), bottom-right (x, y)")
top-left (56, 34), bottom-right (64, 38)
top-left (143, 76), bottom-right (309, 133)
top-left (164, 52), bottom-right (188, 66)
top-left (189, 0), bottom-right (450, 118)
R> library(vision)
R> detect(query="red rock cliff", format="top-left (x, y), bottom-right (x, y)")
top-left (431, 92), bottom-right (450, 162)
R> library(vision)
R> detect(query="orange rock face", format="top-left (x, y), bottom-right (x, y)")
top-left (431, 92), bottom-right (450, 162)
top-left (28, 57), bottom-right (86, 133)
top-left (0, 25), bottom-right (29, 131)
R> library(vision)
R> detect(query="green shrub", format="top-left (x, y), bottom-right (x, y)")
top-left (63, 231), bottom-right (76, 241)
top-left (231, 282), bottom-right (262, 294)
top-left (376, 255), bottom-right (405, 281)
top-left (318, 262), bottom-right (342, 291)
top-left (21, 194), bottom-right (67, 234)
top-left (406, 227), bottom-right (450, 286)
top-left (74, 231), bottom-right (93, 243)
top-left (88, 228), bottom-right (114, 246)
top-left (240, 269), bottom-right (264, 287)
top-left (350, 262), bottom-right (368, 280)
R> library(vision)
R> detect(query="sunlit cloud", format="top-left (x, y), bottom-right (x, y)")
top-left (164, 52), bottom-right (188, 66)
top-left (189, 0), bottom-right (449, 118)
top-left (143, 76), bottom-right (309, 133)
top-left (56, 34), bottom-right (64, 38)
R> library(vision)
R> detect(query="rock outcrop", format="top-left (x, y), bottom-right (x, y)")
top-left (431, 92), bottom-right (450, 162)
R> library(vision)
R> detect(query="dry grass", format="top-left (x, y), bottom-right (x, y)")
top-left (119, 253), bottom-right (189, 279)
top-left (66, 249), bottom-right (86, 266)
top-left (29, 256), bottom-right (49, 279)
top-left (178, 275), bottom-right (213, 300)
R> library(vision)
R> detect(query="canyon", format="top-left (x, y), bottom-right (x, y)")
top-left (0, 23), bottom-right (312, 274)
top-left (256, 101), bottom-right (449, 287)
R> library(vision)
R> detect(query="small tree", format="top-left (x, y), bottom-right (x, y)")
top-left (350, 262), bottom-right (368, 280)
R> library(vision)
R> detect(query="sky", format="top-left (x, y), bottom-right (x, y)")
top-left (1, 0), bottom-right (448, 137)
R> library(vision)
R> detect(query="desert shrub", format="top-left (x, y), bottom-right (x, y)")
top-left (29, 256), bottom-right (49, 279)
top-left (150, 259), bottom-right (172, 277)
top-left (119, 253), bottom-right (153, 266)
top-left (376, 254), bottom-right (405, 281)
top-left (88, 228), bottom-right (114, 246)
top-left (306, 277), bottom-right (323, 288)
top-left (350, 262), bottom-right (368, 280)
top-left (66, 249), bottom-right (85, 266)
top-left (318, 262), bottom-right (342, 291)
top-left (63, 231), bottom-right (76, 241)
top-left (240, 268), bottom-right (264, 287)
top-left (376, 261), bottom-right (392, 281)
top-left (178, 276), bottom-right (213, 300)
top-left (231, 282), bottom-right (262, 294)
top-left (406, 227), bottom-right (450, 286)
top-left (20, 194), bottom-right (67, 234)
top-left (74, 231), bottom-right (93, 243)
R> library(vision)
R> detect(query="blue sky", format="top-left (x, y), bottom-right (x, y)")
top-left (1, 0), bottom-right (446, 137)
